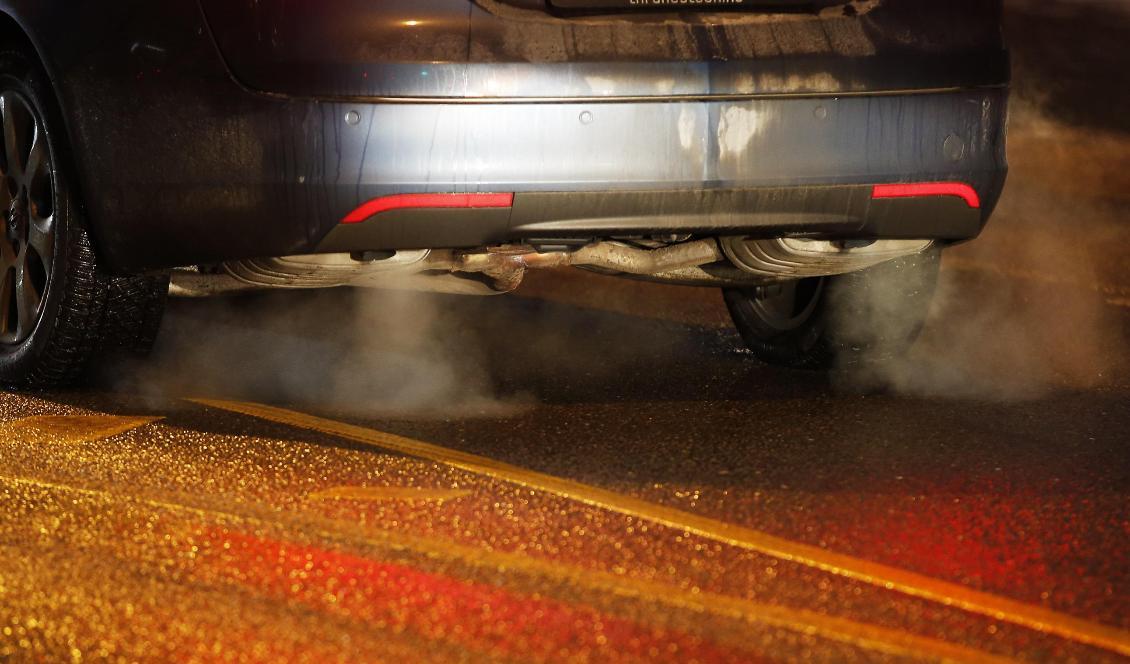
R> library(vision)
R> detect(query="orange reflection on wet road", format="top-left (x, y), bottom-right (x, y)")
top-left (191, 398), bottom-right (1130, 659)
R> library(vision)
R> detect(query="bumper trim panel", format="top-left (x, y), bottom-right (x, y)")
top-left (871, 182), bottom-right (981, 209)
top-left (342, 193), bottom-right (514, 224)
top-left (315, 183), bottom-right (985, 253)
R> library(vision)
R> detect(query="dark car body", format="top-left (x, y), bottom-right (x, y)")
top-left (0, 0), bottom-right (1007, 274)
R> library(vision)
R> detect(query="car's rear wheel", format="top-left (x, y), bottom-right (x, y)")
top-left (723, 249), bottom-right (940, 369)
top-left (0, 49), bottom-right (166, 388)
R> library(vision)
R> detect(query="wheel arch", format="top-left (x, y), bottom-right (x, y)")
top-left (0, 7), bottom-right (71, 138)
top-left (0, 7), bottom-right (48, 71)
top-left (0, 6), bottom-right (107, 269)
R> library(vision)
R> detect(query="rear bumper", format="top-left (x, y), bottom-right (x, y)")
top-left (74, 78), bottom-right (1008, 270)
top-left (314, 87), bottom-right (1008, 251)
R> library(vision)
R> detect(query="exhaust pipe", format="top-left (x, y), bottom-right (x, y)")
top-left (168, 236), bottom-right (930, 298)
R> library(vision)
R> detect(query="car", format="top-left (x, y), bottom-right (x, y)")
top-left (0, 0), bottom-right (1007, 386)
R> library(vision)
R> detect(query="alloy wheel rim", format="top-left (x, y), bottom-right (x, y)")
top-left (749, 277), bottom-right (824, 332)
top-left (0, 89), bottom-right (55, 345)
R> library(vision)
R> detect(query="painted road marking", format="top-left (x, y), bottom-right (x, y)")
top-left (308, 486), bottom-right (470, 503)
top-left (0, 472), bottom-right (1009, 663)
top-left (3, 415), bottom-right (161, 444)
top-left (190, 398), bottom-right (1130, 658)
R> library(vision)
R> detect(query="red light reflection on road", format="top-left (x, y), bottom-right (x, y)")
top-left (201, 528), bottom-right (764, 663)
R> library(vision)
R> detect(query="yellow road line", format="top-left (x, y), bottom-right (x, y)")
top-left (308, 486), bottom-right (470, 503)
top-left (3, 415), bottom-right (161, 444)
top-left (0, 472), bottom-right (1008, 663)
top-left (190, 398), bottom-right (1130, 658)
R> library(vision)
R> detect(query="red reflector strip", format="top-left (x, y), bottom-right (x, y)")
top-left (342, 192), bottom-right (515, 224)
top-left (871, 182), bottom-right (980, 209)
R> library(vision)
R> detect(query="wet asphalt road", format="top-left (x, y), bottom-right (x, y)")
top-left (2, 2), bottom-right (1130, 660)
top-left (1, 191), bottom-right (1127, 662)
top-left (2, 268), bottom-right (1128, 664)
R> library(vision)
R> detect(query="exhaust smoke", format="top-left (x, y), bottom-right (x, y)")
top-left (832, 113), bottom-right (1129, 400)
top-left (106, 287), bottom-right (528, 418)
